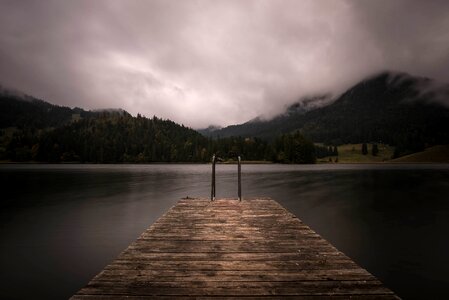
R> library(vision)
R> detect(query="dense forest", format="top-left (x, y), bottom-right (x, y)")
top-left (202, 72), bottom-right (449, 157)
top-left (4, 71), bottom-right (448, 163)
top-left (0, 93), bottom-right (317, 163)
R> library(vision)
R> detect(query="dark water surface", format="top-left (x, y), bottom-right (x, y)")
top-left (1, 164), bottom-right (448, 299)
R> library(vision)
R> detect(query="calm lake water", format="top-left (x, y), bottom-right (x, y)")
top-left (1, 164), bottom-right (449, 299)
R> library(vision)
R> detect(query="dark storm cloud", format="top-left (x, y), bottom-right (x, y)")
top-left (1, 0), bottom-right (448, 128)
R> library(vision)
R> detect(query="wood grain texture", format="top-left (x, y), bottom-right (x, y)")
top-left (72, 198), bottom-right (400, 299)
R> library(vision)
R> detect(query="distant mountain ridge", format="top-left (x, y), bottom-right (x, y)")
top-left (200, 94), bottom-right (332, 139)
top-left (2, 70), bottom-right (448, 162)
top-left (0, 88), bottom-right (135, 130)
top-left (200, 71), bottom-right (449, 154)
top-left (197, 125), bottom-right (222, 136)
top-left (0, 89), bottom-right (277, 163)
top-left (0, 89), bottom-right (210, 162)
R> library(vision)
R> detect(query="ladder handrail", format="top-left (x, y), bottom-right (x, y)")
top-left (211, 154), bottom-right (242, 201)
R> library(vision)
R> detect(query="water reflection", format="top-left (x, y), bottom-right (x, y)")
top-left (1, 164), bottom-right (448, 299)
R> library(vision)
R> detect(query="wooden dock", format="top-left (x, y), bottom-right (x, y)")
top-left (72, 198), bottom-right (399, 299)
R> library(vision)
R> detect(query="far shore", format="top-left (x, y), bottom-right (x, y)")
top-left (0, 160), bottom-right (272, 165)
top-left (2, 145), bottom-right (449, 165)
top-left (1, 160), bottom-right (448, 165)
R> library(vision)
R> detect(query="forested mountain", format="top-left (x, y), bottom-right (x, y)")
top-left (4, 70), bottom-right (446, 163)
top-left (199, 95), bottom-right (330, 139)
top-left (0, 90), bottom-right (316, 163)
top-left (197, 125), bottom-right (223, 136)
top-left (0, 89), bottom-right (93, 129)
top-left (202, 72), bottom-right (449, 155)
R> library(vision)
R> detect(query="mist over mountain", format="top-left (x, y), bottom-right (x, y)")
top-left (0, 90), bottom-right (209, 162)
top-left (0, 89), bottom-right (92, 129)
top-left (197, 125), bottom-right (223, 137)
top-left (200, 71), bottom-right (449, 154)
top-left (0, 90), bottom-right (293, 163)
top-left (199, 94), bottom-right (333, 139)
top-left (2, 70), bottom-right (448, 162)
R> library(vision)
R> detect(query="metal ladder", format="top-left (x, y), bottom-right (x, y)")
top-left (211, 154), bottom-right (242, 201)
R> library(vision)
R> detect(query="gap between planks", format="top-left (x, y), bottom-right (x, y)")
top-left (72, 198), bottom-right (400, 299)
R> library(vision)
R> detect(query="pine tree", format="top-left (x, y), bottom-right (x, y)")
top-left (362, 143), bottom-right (368, 155)
top-left (372, 143), bottom-right (379, 156)
top-left (333, 146), bottom-right (338, 156)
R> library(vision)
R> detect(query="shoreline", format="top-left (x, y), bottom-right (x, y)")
top-left (1, 161), bottom-right (448, 165)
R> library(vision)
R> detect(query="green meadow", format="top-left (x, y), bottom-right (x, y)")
top-left (317, 143), bottom-right (395, 163)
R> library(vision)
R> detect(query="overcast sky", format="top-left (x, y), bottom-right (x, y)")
top-left (1, 0), bottom-right (448, 128)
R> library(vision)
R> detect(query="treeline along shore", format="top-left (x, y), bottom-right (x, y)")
top-left (2, 70), bottom-right (449, 164)
top-left (1, 105), bottom-right (318, 164)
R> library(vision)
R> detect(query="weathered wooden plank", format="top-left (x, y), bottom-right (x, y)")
top-left (103, 262), bottom-right (362, 273)
top-left (93, 271), bottom-right (376, 282)
top-left (77, 282), bottom-right (394, 296)
top-left (114, 251), bottom-right (347, 261)
top-left (72, 198), bottom-right (399, 299)
top-left (85, 278), bottom-right (387, 288)
top-left (137, 235), bottom-right (321, 240)
top-left (72, 295), bottom-right (399, 300)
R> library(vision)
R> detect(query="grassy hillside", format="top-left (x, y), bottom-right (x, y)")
top-left (391, 145), bottom-right (449, 163)
top-left (317, 143), bottom-right (395, 163)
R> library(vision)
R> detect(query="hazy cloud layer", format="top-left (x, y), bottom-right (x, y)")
top-left (1, 0), bottom-right (448, 128)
